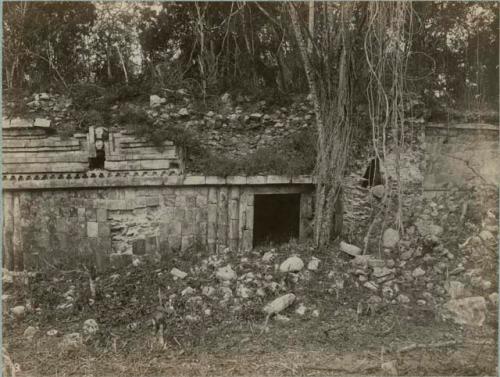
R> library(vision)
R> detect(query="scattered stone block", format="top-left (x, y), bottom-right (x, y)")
top-left (83, 319), bottom-right (99, 336)
top-left (479, 230), bottom-right (494, 242)
top-left (23, 326), bottom-right (38, 340)
top-left (178, 108), bottom-right (189, 116)
top-left (370, 185), bottom-right (385, 199)
top-left (11, 306), bottom-right (26, 319)
top-left (363, 281), bottom-right (379, 291)
top-left (170, 268), bottom-right (187, 279)
top-left (216, 265), bottom-right (236, 281)
top-left (444, 296), bottom-right (487, 326)
top-left (150, 95), bottom-right (165, 107)
top-left (383, 228), bottom-right (400, 249)
top-left (279, 256), bottom-right (304, 272)
top-left (262, 251), bottom-right (276, 263)
top-left (340, 241), bottom-right (361, 256)
top-left (263, 293), bottom-right (296, 315)
top-left (489, 292), bottom-right (498, 306)
top-left (34, 118), bottom-right (51, 128)
top-left (412, 267), bottom-right (426, 278)
top-left (307, 257), bottom-right (320, 271)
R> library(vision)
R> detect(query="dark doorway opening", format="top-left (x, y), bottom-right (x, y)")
top-left (253, 194), bottom-right (300, 247)
top-left (89, 149), bottom-right (105, 170)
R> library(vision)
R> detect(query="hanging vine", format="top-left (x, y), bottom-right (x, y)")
top-left (289, 2), bottom-right (355, 247)
top-left (363, 2), bottom-right (412, 253)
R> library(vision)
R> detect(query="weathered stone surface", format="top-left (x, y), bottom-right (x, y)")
top-left (199, 286), bottom-right (214, 297)
top-left (381, 360), bottom-right (398, 376)
top-left (178, 108), bottom-right (189, 116)
top-left (415, 219), bottom-right (443, 238)
top-left (363, 281), bottom-right (379, 291)
top-left (11, 306), bottom-right (26, 319)
top-left (397, 294), bottom-right (410, 304)
top-left (351, 255), bottom-right (369, 269)
top-left (444, 297), bottom-right (487, 326)
top-left (489, 292), bottom-right (498, 306)
top-left (236, 284), bottom-right (252, 299)
top-left (262, 251), bottom-right (276, 263)
top-left (340, 241), bottom-right (362, 256)
top-left (47, 329), bottom-right (59, 337)
top-left (216, 265), bottom-right (236, 281)
top-left (150, 95), bottom-right (165, 107)
top-left (181, 287), bottom-right (195, 296)
top-left (170, 268), bottom-right (187, 279)
top-left (307, 257), bottom-right (320, 271)
top-left (445, 281), bottom-right (466, 299)
top-left (83, 319), bottom-right (99, 336)
top-left (279, 256), bottom-right (304, 272)
top-left (400, 249), bottom-right (414, 260)
top-left (368, 258), bottom-right (385, 268)
top-left (295, 303), bottom-right (307, 315)
top-left (412, 267), bottom-right (426, 278)
top-left (34, 118), bottom-right (51, 128)
top-left (23, 326), bottom-right (38, 340)
top-left (263, 293), bottom-right (296, 315)
top-left (372, 267), bottom-right (395, 279)
top-left (371, 185), bottom-right (385, 199)
top-left (479, 230), bottom-right (494, 242)
top-left (382, 228), bottom-right (400, 249)
top-left (59, 332), bottom-right (83, 352)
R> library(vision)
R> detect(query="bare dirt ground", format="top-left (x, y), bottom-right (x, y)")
top-left (3, 330), bottom-right (497, 376)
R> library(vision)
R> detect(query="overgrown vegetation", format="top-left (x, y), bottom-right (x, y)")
top-left (117, 106), bottom-right (316, 176)
top-left (3, 2), bottom-right (498, 113)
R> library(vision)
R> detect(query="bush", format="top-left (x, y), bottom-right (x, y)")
top-left (116, 106), bottom-right (316, 176)
top-left (192, 129), bottom-right (316, 176)
top-left (69, 83), bottom-right (105, 111)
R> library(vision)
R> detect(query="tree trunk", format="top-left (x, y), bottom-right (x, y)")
top-left (115, 44), bottom-right (129, 84)
top-left (289, 3), bottom-right (353, 247)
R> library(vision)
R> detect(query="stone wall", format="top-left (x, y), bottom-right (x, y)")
top-left (2, 118), bottom-right (315, 271)
top-left (3, 177), bottom-right (314, 271)
top-left (424, 123), bottom-right (499, 191)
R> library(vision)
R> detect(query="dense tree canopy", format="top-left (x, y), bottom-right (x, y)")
top-left (3, 1), bottom-right (498, 110)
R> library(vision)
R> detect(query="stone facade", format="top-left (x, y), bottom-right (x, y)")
top-left (2, 118), bottom-right (314, 271)
top-left (424, 123), bottom-right (499, 191)
top-left (3, 182), bottom-right (314, 271)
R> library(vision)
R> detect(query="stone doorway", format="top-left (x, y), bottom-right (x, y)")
top-left (253, 193), bottom-right (301, 246)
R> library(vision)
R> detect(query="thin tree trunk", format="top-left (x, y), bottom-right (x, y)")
top-left (115, 44), bottom-right (129, 84)
top-left (308, 0), bottom-right (314, 53)
top-left (289, 3), bottom-right (353, 246)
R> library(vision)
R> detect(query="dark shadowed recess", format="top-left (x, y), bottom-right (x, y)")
top-left (253, 194), bottom-right (300, 247)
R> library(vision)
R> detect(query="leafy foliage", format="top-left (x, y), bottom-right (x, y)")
top-left (3, 2), bottom-right (498, 116)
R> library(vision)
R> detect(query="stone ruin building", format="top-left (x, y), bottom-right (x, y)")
top-left (2, 118), bottom-right (498, 271)
top-left (2, 118), bottom-right (315, 271)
